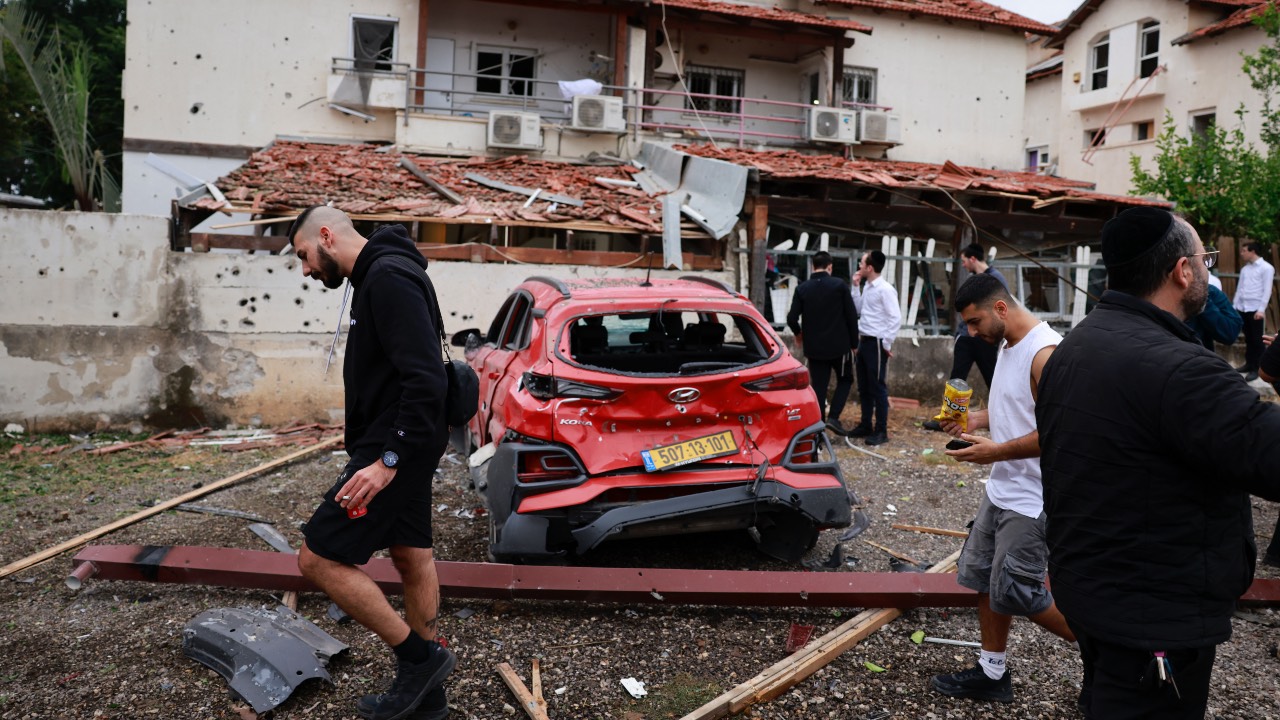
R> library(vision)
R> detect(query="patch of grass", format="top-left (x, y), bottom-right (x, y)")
top-left (622, 673), bottom-right (721, 719)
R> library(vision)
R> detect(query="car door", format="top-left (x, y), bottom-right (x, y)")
top-left (475, 291), bottom-right (535, 445)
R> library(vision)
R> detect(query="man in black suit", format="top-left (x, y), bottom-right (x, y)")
top-left (787, 251), bottom-right (860, 434)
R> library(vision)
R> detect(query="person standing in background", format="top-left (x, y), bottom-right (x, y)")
top-left (849, 250), bottom-right (901, 446)
top-left (1233, 241), bottom-right (1274, 381)
top-left (786, 251), bottom-right (860, 435)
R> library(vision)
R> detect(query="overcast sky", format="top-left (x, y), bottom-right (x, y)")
top-left (993, 0), bottom-right (1081, 25)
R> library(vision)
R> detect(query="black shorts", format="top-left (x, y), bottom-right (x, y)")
top-left (303, 454), bottom-right (440, 566)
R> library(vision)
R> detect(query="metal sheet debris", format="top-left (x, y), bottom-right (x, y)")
top-left (182, 605), bottom-right (348, 713)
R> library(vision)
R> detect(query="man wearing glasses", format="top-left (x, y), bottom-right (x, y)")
top-left (1036, 208), bottom-right (1280, 718)
top-left (1233, 241), bottom-right (1274, 382)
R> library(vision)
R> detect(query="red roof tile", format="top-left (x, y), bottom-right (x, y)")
top-left (657, 0), bottom-right (873, 33)
top-left (212, 141), bottom-right (671, 233)
top-left (814, 0), bottom-right (1058, 34)
top-left (1051, 0), bottom-right (1268, 48)
top-left (677, 145), bottom-right (1170, 207)
top-left (1172, 1), bottom-right (1272, 45)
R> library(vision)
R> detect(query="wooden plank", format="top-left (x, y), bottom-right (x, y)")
top-left (414, 243), bottom-right (723, 270)
top-left (862, 539), bottom-right (920, 566)
top-left (891, 523), bottom-right (969, 539)
top-left (463, 173), bottom-right (585, 207)
top-left (0, 437), bottom-right (342, 580)
top-left (208, 216), bottom-right (297, 230)
top-left (680, 548), bottom-right (963, 720)
top-left (495, 663), bottom-right (552, 720)
top-left (399, 157), bottom-right (465, 205)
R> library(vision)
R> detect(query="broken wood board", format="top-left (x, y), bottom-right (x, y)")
top-left (463, 173), bottom-right (584, 207)
top-left (0, 437), bottom-right (341, 580)
top-left (862, 539), bottom-right (921, 565)
top-left (400, 158), bottom-right (464, 205)
top-left (680, 548), bottom-right (963, 720)
top-left (496, 662), bottom-right (551, 720)
top-left (891, 523), bottom-right (969, 539)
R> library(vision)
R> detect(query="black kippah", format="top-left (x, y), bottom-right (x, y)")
top-left (1101, 207), bottom-right (1175, 268)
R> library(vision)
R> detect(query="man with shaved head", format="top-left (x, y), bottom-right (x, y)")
top-left (288, 206), bottom-right (454, 720)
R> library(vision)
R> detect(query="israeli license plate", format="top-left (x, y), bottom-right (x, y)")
top-left (641, 430), bottom-right (739, 472)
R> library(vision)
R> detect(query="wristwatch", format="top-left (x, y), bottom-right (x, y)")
top-left (381, 450), bottom-right (399, 469)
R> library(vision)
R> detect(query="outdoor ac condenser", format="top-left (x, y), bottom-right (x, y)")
top-left (858, 110), bottom-right (903, 145)
top-left (807, 106), bottom-right (859, 144)
top-left (570, 95), bottom-right (626, 133)
top-left (487, 111), bottom-right (544, 150)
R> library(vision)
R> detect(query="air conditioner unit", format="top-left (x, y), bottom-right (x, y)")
top-left (653, 31), bottom-right (681, 77)
top-left (570, 95), bottom-right (626, 133)
top-left (807, 106), bottom-right (859, 144)
top-left (858, 110), bottom-right (903, 145)
top-left (487, 111), bottom-right (543, 150)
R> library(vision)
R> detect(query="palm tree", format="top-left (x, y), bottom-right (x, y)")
top-left (0, 1), bottom-right (119, 211)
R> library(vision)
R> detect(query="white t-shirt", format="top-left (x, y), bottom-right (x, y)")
top-left (986, 321), bottom-right (1062, 519)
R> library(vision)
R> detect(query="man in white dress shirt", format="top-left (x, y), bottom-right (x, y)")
top-left (849, 250), bottom-right (902, 446)
top-left (1233, 241), bottom-right (1274, 381)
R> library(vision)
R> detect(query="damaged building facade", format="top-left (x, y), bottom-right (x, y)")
top-left (2, 0), bottom-right (1163, 428)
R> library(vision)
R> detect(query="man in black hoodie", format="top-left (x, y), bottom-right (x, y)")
top-left (786, 251), bottom-right (859, 434)
top-left (288, 206), bottom-right (454, 720)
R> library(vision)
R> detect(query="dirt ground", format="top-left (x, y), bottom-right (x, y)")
top-left (1, 411), bottom-right (1278, 720)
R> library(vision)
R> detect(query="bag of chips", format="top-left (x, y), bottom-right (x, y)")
top-left (932, 378), bottom-right (973, 432)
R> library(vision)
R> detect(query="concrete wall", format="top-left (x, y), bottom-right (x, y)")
top-left (1023, 73), bottom-right (1062, 169)
top-left (0, 209), bottom-right (729, 431)
top-left (1050, 0), bottom-right (1267, 195)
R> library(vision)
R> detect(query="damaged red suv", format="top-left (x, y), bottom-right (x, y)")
top-left (453, 276), bottom-right (864, 563)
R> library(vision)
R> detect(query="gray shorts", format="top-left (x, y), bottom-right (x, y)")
top-left (956, 492), bottom-right (1053, 617)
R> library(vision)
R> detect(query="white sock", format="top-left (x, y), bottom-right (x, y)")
top-left (979, 650), bottom-right (1007, 680)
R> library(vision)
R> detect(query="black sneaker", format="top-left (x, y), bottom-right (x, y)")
top-left (825, 419), bottom-right (851, 436)
top-left (846, 424), bottom-right (873, 438)
top-left (365, 647), bottom-right (457, 720)
top-left (1245, 371), bottom-right (1260, 382)
top-left (931, 664), bottom-right (1013, 703)
top-left (1263, 552), bottom-right (1280, 568)
top-left (865, 431), bottom-right (889, 446)
top-left (358, 686), bottom-right (449, 720)
top-left (922, 419), bottom-right (945, 432)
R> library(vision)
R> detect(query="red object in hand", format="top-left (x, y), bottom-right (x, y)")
top-left (347, 505), bottom-right (368, 519)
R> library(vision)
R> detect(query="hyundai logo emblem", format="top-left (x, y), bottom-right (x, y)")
top-left (668, 387), bottom-right (700, 403)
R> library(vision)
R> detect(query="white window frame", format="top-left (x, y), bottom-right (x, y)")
top-left (1089, 34), bottom-right (1109, 91)
top-left (1190, 109), bottom-right (1216, 137)
top-left (474, 45), bottom-right (539, 98)
top-left (685, 64), bottom-right (745, 116)
top-left (842, 66), bottom-right (877, 106)
top-left (350, 14), bottom-right (399, 73)
top-left (1026, 146), bottom-right (1049, 171)
top-left (1084, 128), bottom-right (1106, 149)
top-left (1139, 20), bottom-right (1160, 78)
top-left (1134, 119), bottom-right (1155, 142)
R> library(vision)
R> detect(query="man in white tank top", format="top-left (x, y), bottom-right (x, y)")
top-left (930, 274), bottom-right (1076, 705)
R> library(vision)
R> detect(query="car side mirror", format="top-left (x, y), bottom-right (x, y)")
top-left (451, 329), bottom-right (481, 348)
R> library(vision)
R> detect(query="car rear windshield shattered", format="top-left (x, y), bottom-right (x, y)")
top-left (565, 310), bottom-right (772, 375)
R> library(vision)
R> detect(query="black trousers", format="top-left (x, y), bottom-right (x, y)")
top-left (1072, 621), bottom-right (1216, 720)
top-left (855, 336), bottom-right (890, 432)
top-left (808, 352), bottom-right (854, 422)
top-left (1240, 310), bottom-right (1265, 371)
top-left (949, 335), bottom-right (998, 388)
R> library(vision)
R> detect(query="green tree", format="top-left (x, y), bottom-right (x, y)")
top-left (1242, 3), bottom-right (1280, 151)
top-left (0, 0), bottom-right (123, 209)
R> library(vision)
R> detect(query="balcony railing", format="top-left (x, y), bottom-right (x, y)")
top-left (401, 66), bottom-right (892, 148)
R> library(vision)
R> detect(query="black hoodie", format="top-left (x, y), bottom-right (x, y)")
top-left (344, 224), bottom-right (448, 467)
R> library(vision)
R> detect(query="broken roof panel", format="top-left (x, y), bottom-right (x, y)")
top-left (814, 0), bottom-right (1058, 35)
top-left (677, 145), bottom-right (1170, 208)
top-left (213, 141), bottom-right (674, 234)
top-left (654, 0), bottom-right (873, 33)
top-left (1172, 2), bottom-right (1270, 45)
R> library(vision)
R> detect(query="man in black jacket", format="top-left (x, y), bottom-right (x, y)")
top-left (786, 251), bottom-right (859, 434)
top-left (1037, 207), bottom-right (1280, 719)
top-left (289, 206), bottom-right (454, 720)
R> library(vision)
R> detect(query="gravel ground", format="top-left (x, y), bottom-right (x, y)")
top-left (1, 412), bottom-right (1278, 720)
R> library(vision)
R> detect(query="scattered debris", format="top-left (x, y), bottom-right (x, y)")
top-left (326, 603), bottom-right (351, 625)
top-left (923, 636), bottom-right (982, 648)
top-left (247, 523), bottom-right (298, 610)
top-left (620, 677), bottom-right (648, 698)
top-left (496, 660), bottom-right (550, 720)
top-left (177, 504), bottom-right (269, 523)
top-left (910, 630), bottom-right (925, 644)
top-left (891, 523), bottom-right (969, 539)
top-left (863, 661), bottom-right (886, 673)
top-left (785, 624), bottom-right (815, 653)
top-left (182, 605), bottom-right (348, 714)
top-left (862, 539), bottom-right (920, 566)
top-left (453, 607), bottom-right (476, 620)
top-left (4, 422), bottom-right (25, 434)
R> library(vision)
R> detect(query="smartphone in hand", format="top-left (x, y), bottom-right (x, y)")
top-left (945, 438), bottom-right (973, 451)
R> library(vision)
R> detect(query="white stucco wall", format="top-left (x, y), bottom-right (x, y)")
top-left (0, 209), bottom-right (730, 429)
top-left (1054, 0), bottom-right (1267, 195)
top-left (1023, 73), bottom-right (1062, 170)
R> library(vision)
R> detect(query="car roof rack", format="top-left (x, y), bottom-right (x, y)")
top-left (679, 275), bottom-right (737, 296)
top-left (526, 276), bottom-right (571, 299)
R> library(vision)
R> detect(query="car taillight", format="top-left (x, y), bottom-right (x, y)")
top-left (523, 372), bottom-right (621, 400)
top-left (742, 366), bottom-right (810, 392)
top-left (790, 433), bottom-right (820, 464)
top-left (517, 449), bottom-right (581, 483)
